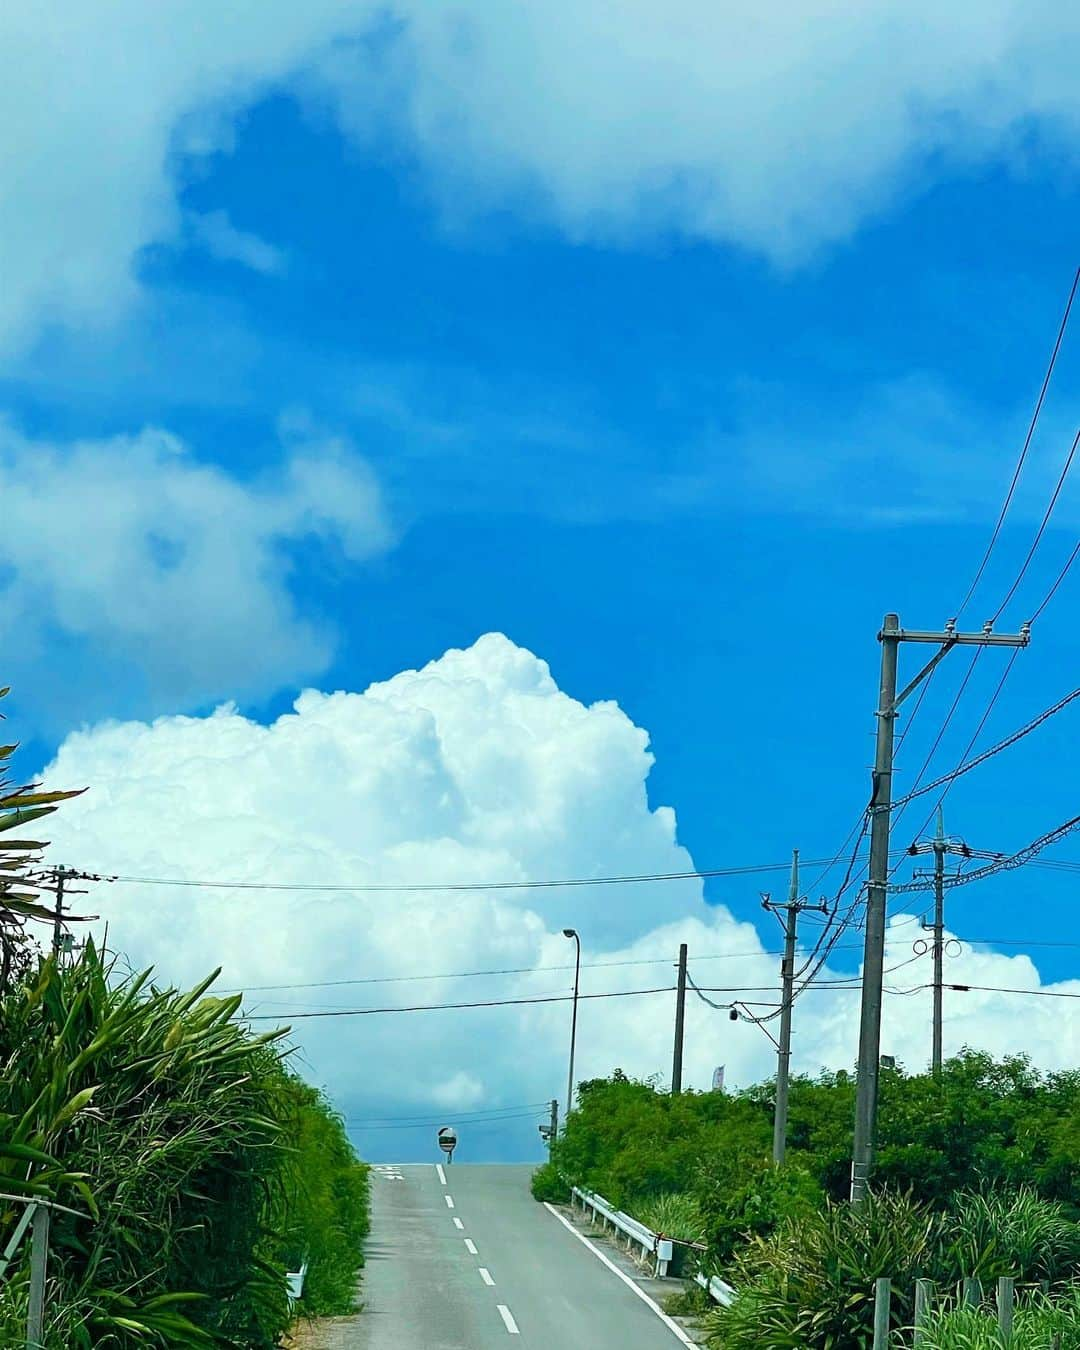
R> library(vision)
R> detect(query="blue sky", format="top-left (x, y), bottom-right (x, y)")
top-left (3, 5), bottom-right (1079, 1157)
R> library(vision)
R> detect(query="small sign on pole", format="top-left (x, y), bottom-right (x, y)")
top-left (712, 1065), bottom-right (725, 1092)
top-left (437, 1126), bottom-right (457, 1163)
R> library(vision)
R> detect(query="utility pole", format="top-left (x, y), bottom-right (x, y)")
top-left (50, 866), bottom-right (65, 961)
top-left (672, 943), bottom-right (688, 1094)
top-left (850, 613), bottom-right (1029, 1205)
top-left (538, 1099), bottom-right (559, 1155)
top-left (763, 850), bottom-right (828, 1164)
top-left (909, 808), bottom-right (971, 1075)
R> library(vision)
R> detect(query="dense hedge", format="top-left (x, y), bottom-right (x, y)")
top-left (543, 1061), bottom-right (1080, 1348)
top-left (0, 945), bottom-right (368, 1348)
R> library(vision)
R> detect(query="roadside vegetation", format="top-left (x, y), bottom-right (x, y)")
top-left (540, 1064), bottom-right (1080, 1347)
top-left (0, 690), bottom-right (369, 1346)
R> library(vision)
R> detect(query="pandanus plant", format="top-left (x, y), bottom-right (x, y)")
top-left (0, 944), bottom-right (292, 1346)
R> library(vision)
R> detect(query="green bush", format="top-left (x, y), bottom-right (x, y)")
top-left (635, 1192), bottom-right (707, 1244)
top-left (275, 1078), bottom-right (371, 1316)
top-left (0, 945), bottom-right (368, 1347)
top-left (694, 1152), bottom-right (822, 1263)
top-left (943, 1188), bottom-right (1080, 1286)
top-left (530, 1161), bottom-right (569, 1204)
top-left (702, 1190), bottom-right (945, 1349)
top-left (921, 1286), bottom-right (1080, 1349)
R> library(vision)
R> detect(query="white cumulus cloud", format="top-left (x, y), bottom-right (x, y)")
top-left (281, 1), bottom-right (1080, 263)
top-left (34, 634), bottom-right (1080, 1161)
top-left (3, 3), bottom-right (1080, 354)
top-left (0, 418), bottom-right (392, 723)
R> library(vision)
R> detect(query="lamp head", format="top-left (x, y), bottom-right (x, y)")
top-left (563, 928), bottom-right (577, 939)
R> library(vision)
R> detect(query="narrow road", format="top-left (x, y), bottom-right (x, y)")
top-left (354, 1163), bottom-right (692, 1349)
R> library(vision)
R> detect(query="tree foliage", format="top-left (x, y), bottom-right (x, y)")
top-left (549, 1059), bottom-right (1080, 1262)
top-left (0, 943), bottom-right (367, 1346)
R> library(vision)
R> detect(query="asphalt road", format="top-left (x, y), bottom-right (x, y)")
top-left (354, 1163), bottom-right (693, 1350)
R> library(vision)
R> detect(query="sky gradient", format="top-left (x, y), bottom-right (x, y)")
top-left (2, 3), bottom-right (1078, 1159)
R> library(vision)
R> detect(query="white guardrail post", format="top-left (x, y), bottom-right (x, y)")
top-left (286, 1262), bottom-right (308, 1307)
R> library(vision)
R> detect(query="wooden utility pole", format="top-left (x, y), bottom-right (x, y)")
top-left (851, 614), bottom-right (1029, 1205)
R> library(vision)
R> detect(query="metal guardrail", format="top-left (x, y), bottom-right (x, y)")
top-left (570, 1186), bottom-right (675, 1276)
top-left (694, 1270), bottom-right (735, 1307)
top-left (569, 1184), bottom-right (736, 1305)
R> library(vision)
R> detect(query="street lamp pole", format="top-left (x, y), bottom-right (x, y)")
top-left (563, 929), bottom-right (581, 1120)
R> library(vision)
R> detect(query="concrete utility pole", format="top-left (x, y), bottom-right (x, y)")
top-left (50, 866), bottom-right (65, 961)
top-left (764, 850), bottom-right (828, 1164)
top-left (909, 808), bottom-right (971, 1075)
top-left (538, 1099), bottom-right (559, 1154)
top-left (671, 943), bottom-right (688, 1094)
top-left (850, 613), bottom-right (1029, 1206)
top-left (563, 929), bottom-right (581, 1119)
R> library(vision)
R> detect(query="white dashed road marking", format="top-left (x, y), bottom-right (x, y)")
top-left (452, 1217), bottom-right (464, 1230)
top-left (465, 1239), bottom-right (478, 1255)
top-left (479, 1267), bottom-right (495, 1286)
top-left (436, 1164), bottom-right (447, 1185)
top-left (445, 1194), bottom-right (455, 1209)
top-left (497, 1305), bottom-right (520, 1335)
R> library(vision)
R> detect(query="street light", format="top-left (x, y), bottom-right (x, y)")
top-left (563, 928), bottom-right (581, 1120)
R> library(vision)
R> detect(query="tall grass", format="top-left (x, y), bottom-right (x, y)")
top-left (0, 943), bottom-right (367, 1347)
top-left (943, 1189), bottom-right (1080, 1285)
top-left (701, 1190), bottom-right (945, 1348)
top-left (635, 1193), bottom-right (707, 1244)
top-left (921, 1286), bottom-right (1080, 1348)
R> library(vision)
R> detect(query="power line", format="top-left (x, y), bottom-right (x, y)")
top-left (72, 858), bottom-right (846, 895)
top-left (903, 647), bottom-right (1021, 848)
top-left (890, 813), bottom-right (1080, 895)
top-left (235, 923), bottom-right (1080, 1005)
top-left (890, 684), bottom-right (1080, 811)
top-left (1031, 537), bottom-right (1080, 624)
top-left (354, 1112), bottom-right (545, 1131)
top-left (348, 1102), bottom-right (549, 1125)
top-left (242, 984), bottom-right (677, 1022)
top-left (992, 427), bottom-right (1080, 623)
top-left (223, 943), bottom-right (870, 995)
top-left (891, 649), bottom-right (983, 840)
top-left (956, 265), bottom-right (1080, 619)
top-left (946, 982), bottom-right (1080, 1001)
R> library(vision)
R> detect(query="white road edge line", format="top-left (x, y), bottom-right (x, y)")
top-left (436, 1163), bottom-right (447, 1186)
top-left (453, 1217), bottom-right (464, 1230)
top-left (497, 1304), bottom-right (519, 1335)
top-left (465, 1238), bottom-right (478, 1255)
top-left (479, 1267), bottom-right (495, 1286)
top-left (543, 1203), bottom-right (697, 1348)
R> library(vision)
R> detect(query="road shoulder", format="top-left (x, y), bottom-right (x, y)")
top-left (543, 1200), bottom-right (710, 1347)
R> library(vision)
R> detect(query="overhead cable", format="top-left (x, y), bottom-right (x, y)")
top-left (956, 265), bottom-right (1080, 619)
top-left (242, 984), bottom-right (677, 1021)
